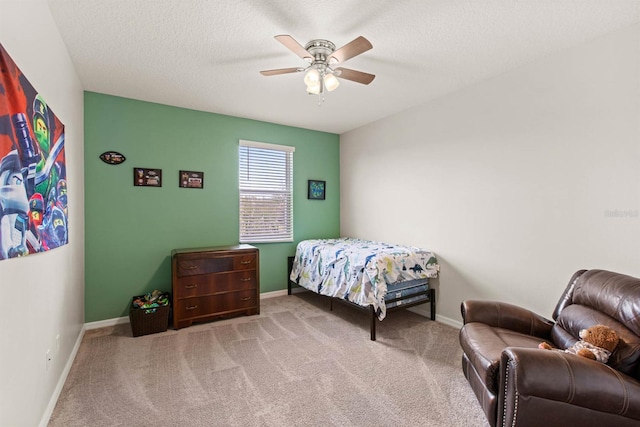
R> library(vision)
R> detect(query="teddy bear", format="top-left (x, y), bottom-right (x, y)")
top-left (538, 324), bottom-right (619, 363)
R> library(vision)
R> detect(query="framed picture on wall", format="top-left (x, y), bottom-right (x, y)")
top-left (308, 180), bottom-right (326, 200)
top-left (179, 170), bottom-right (204, 189)
top-left (133, 167), bottom-right (162, 187)
top-left (0, 42), bottom-right (69, 258)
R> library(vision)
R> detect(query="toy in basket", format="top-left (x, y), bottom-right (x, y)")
top-left (129, 290), bottom-right (171, 337)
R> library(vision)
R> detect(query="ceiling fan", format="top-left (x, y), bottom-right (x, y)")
top-left (260, 35), bottom-right (375, 99)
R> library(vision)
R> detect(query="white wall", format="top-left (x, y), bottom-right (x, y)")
top-left (341, 24), bottom-right (640, 326)
top-left (0, 1), bottom-right (85, 426)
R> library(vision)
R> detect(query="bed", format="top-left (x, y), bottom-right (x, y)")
top-left (288, 237), bottom-right (439, 340)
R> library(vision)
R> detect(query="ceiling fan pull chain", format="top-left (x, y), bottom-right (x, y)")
top-left (318, 77), bottom-right (326, 106)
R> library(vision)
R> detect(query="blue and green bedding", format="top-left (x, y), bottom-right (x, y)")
top-left (289, 238), bottom-right (439, 320)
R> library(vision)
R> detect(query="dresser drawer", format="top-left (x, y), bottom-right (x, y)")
top-left (175, 270), bottom-right (256, 297)
top-left (233, 254), bottom-right (257, 270)
top-left (175, 290), bottom-right (257, 318)
top-left (176, 253), bottom-right (257, 277)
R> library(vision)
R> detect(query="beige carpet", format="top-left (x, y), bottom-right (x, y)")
top-left (49, 293), bottom-right (488, 427)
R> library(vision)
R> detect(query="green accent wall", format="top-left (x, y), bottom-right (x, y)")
top-left (84, 92), bottom-right (340, 322)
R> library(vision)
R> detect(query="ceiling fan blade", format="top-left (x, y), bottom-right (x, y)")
top-left (260, 67), bottom-right (303, 76)
top-left (274, 35), bottom-right (312, 61)
top-left (330, 36), bottom-right (372, 63)
top-left (334, 68), bottom-right (375, 85)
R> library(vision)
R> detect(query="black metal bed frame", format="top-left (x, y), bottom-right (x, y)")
top-left (287, 256), bottom-right (436, 341)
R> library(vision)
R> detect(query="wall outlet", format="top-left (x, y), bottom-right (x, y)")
top-left (46, 349), bottom-right (52, 371)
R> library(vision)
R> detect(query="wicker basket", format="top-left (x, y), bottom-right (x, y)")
top-left (129, 295), bottom-right (170, 337)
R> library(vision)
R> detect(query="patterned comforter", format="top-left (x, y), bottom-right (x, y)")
top-left (289, 238), bottom-right (439, 320)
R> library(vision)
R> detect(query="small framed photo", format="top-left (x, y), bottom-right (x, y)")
top-left (308, 180), bottom-right (326, 200)
top-left (133, 167), bottom-right (162, 187)
top-left (179, 170), bottom-right (204, 189)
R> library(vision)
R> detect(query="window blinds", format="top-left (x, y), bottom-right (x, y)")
top-left (239, 140), bottom-right (295, 243)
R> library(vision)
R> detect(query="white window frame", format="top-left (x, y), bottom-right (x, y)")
top-left (239, 139), bottom-right (295, 243)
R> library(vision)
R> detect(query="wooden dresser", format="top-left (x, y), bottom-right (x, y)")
top-left (171, 244), bottom-right (259, 329)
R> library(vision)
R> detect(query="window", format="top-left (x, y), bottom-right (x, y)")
top-left (239, 140), bottom-right (294, 243)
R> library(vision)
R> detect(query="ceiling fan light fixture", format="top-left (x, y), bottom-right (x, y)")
top-left (323, 73), bottom-right (340, 92)
top-left (304, 68), bottom-right (320, 86)
top-left (306, 82), bottom-right (321, 95)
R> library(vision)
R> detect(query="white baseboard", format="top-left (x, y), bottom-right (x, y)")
top-left (407, 305), bottom-right (463, 329)
top-left (434, 314), bottom-right (462, 329)
top-left (84, 316), bottom-right (130, 330)
top-left (39, 324), bottom-right (86, 427)
top-left (260, 289), bottom-right (289, 299)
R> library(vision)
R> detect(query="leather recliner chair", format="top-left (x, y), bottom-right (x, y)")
top-left (459, 269), bottom-right (640, 427)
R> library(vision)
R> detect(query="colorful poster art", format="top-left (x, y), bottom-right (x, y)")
top-left (0, 43), bottom-right (68, 260)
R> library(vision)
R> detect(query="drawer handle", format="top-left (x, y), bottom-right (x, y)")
top-left (186, 305), bottom-right (198, 310)
top-left (186, 266), bottom-right (198, 270)
top-left (240, 260), bottom-right (252, 265)
top-left (240, 297), bottom-right (252, 301)
top-left (240, 278), bottom-right (252, 282)
top-left (185, 284), bottom-right (198, 289)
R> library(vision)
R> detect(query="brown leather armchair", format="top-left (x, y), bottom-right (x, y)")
top-left (459, 269), bottom-right (640, 427)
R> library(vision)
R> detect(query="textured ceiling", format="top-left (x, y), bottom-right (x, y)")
top-left (48, 0), bottom-right (640, 134)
